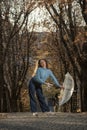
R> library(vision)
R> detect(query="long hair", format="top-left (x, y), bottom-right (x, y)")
top-left (38, 59), bottom-right (48, 68)
top-left (32, 59), bottom-right (48, 77)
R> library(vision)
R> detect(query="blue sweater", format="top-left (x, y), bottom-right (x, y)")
top-left (33, 67), bottom-right (60, 87)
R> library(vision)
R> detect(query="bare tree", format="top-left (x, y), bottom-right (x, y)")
top-left (44, 0), bottom-right (87, 112)
top-left (78, 0), bottom-right (87, 24)
top-left (0, 0), bottom-right (36, 112)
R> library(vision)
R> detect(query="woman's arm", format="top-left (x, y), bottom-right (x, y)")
top-left (49, 70), bottom-right (61, 88)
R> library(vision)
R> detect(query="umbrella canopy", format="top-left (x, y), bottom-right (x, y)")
top-left (59, 72), bottom-right (74, 106)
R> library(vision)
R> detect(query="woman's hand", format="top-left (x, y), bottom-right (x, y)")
top-left (60, 85), bottom-right (64, 90)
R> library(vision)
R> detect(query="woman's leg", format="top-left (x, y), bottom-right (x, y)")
top-left (36, 86), bottom-right (50, 112)
top-left (29, 78), bottom-right (37, 112)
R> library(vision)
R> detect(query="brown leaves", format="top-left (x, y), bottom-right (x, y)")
top-left (74, 30), bottom-right (87, 45)
top-left (43, 0), bottom-right (56, 4)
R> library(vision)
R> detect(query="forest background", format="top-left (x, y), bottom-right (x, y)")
top-left (0, 0), bottom-right (87, 113)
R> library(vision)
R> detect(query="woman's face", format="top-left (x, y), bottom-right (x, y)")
top-left (40, 60), bottom-right (46, 68)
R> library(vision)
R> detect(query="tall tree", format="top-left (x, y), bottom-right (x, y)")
top-left (0, 0), bottom-right (6, 112)
top-left (44, 0), bottom-right (87, 111)
top-left (0, 0), bottom-right (36, 112)
top-left (79, 0), bottom-right (87, 24)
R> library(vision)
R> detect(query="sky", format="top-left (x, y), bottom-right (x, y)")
top-left (9, 0), bottom-right (86, 32)
top-left (28, 6), bottom-right (56, 32)
top-left (27, 1), bottom-right (86, 32)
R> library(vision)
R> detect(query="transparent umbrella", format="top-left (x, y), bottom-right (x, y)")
top-left (59, 72), bottom-right (74, 106)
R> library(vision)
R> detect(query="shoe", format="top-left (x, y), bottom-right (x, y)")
top-left (32, 112), bottom-right (38, 116)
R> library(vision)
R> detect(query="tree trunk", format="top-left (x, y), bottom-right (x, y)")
top-left (0, 4), bottom-right (10, 112)
top-left (0, 3), bottom-right (6, 112)
top-left (81, 63), bottom-right (87, 111)
top-left (80, 42), bottom-right (87, 111)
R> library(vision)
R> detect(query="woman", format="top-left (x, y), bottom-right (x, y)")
top-left (28, 59), bottom-right (63, 116)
